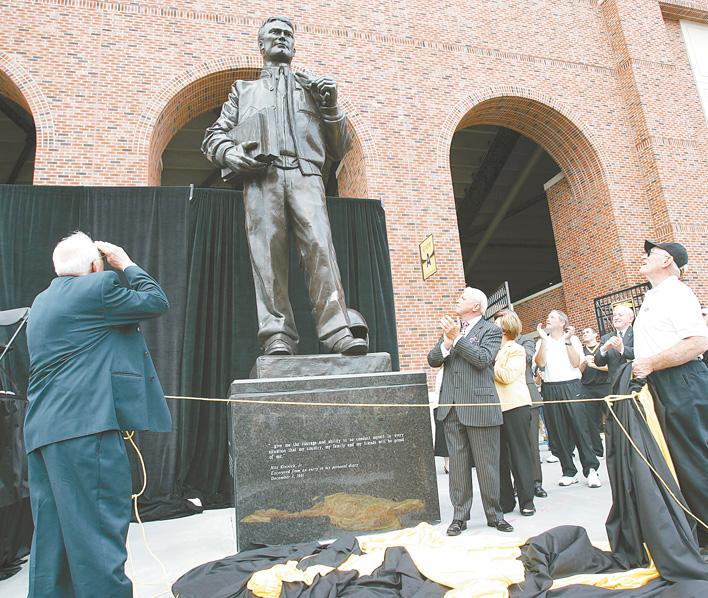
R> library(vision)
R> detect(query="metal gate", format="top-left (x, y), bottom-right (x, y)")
top-left (593, 283), bottom-right (650, 336)
top-left (485, 281), bottom-right (512, 320)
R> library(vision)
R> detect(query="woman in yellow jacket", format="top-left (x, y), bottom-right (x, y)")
top-left (493, 311), bottom-right (536, 516)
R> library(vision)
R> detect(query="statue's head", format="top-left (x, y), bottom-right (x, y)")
top-left (258, 16), bottom-right (295, 65)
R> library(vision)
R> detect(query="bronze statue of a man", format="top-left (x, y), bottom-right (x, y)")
top-left (202, 16), bottom-right (367, 356)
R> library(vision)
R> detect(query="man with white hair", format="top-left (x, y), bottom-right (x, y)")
top-left (428, 287), bottom-right (511, 534)
top-left (632, 240), bottom-right (708, 548)
top-left (24, 232), bottom-right (172, 597)
top-left (595, 303), bottom-right (635, 385)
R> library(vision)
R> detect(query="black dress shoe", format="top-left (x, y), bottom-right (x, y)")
top-left (487, 519), bottom-right (514, 533)
top-left (521, 506), bottom-right (536, 517)
top-left (534, 484), bottom-right (548, 498)
top-left (446, 519), bottom-right (467, 536)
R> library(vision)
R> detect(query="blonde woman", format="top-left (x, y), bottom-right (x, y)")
top-left (494, 311), bottom-right (536, 516)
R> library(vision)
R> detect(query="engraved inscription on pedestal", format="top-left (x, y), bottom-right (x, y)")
top-left (228, 371), bottom-right (440, 550)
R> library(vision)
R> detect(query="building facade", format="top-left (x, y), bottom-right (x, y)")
top-left (1, 0), bottom-right (707, 373)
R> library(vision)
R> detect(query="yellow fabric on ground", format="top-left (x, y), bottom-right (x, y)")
top-left (248, 521), bottom-right (661, 598)
top-left (357, 523), bottom-right (526, 593)
top-left (550, 562), bottom-right (660, 591)
top-left (248, 561), bottom-right (335, 598)
top-left (247, 523), bottom-right (526, 598)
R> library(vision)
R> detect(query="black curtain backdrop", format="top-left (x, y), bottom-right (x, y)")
top-left (0, 185), bottom-right (399, 548)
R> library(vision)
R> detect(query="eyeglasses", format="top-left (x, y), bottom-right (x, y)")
top-left (646, 248), bottom-right (671, 259)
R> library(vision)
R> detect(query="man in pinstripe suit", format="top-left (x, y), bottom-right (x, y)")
top-left (428, 287), bottom-right (513, 534)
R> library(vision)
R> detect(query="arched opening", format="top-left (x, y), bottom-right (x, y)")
top-left (149, 68), bottom-right (368, 197)
top-left (449, 95), bottom-right (614, 329)
top-left (0, 71), bottom-right (36, 184)
top-left (451, 124), bottom-right (561, 298)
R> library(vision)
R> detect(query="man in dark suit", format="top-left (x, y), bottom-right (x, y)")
top-left (24, 232), bottom-right (172, 597)
top-left (594, 303), bottom-right (634, 385)
top-left (428, 287), bottom-right (511, 535)
top-left (202, 16), bottom-right (366, 357)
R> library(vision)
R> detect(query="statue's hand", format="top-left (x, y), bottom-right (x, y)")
top-left (311, 76), bottom-right (338, 108)
top-left (224, 142), bottom-right (268, 174)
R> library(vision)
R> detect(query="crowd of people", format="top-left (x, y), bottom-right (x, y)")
top-left (19, 230), bottom-right (708, 596)
top-left (428, 240), bottom-right (708, 545)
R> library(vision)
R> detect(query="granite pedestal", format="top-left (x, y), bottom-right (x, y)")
top-left (228, 359), bottom-right (439, 551)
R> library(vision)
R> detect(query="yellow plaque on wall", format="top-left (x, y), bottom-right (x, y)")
top-left (419, 234), bottom-right (437, 280)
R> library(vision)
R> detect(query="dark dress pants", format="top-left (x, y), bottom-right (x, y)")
top-left (579, 382), bottom-right (610, 457)
top-left (648, 360), bottom-right (708, 547)
top-left (542, 380), bottom-right (600, 478)
top-left (433, 408), bottom-right (449, 457)
top-left (499, 405), bottom-right (536, 512)
top-left (443, 408), bottom-right (502, 524)
top-left (28, 431), bottom-right (132, 598)
top-left (529, 404), bottom-right (543, 485)
top-left (243, 166), bottom-right (350, 350)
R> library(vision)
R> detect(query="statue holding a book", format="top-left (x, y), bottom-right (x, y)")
top-left (202, 16), bottom-right (368, 357)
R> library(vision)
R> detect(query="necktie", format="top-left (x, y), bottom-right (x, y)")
top-left (460, 321), bottom-right (469, 336)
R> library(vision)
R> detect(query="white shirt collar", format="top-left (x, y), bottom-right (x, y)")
top-left (463, 315), bottom-right (483, 332)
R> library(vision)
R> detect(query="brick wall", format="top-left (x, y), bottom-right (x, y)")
top-left (1, 0), bottom-right (706, 374)
top-left (337, 127), bottom-right (368, 198)
top-left (514, 285), bottom-right (568, 336)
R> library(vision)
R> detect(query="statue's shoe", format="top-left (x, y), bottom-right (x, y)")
top-left (264, 339), bottom-right (295, 355)
top-left (333, 334), bottom-right (368, 356)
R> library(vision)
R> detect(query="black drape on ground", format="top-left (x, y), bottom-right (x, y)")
top-left (173, 523), bottom-right (708, 598)
top-left (172, 535), bottom-right (448, 598)
top-left (512, 525), bottom-right (708, 597)
top-left (604, 364), bottom-right (707, 581)
top-left (0, 184), bottom-right (399, 549)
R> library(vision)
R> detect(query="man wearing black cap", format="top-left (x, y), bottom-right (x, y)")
top-left (633, 240), bottom-right (708, 548)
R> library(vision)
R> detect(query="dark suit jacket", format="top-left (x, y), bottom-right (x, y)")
top-left (428, 317), bottom-right (503, 427)
top-left (594, 326), bottom-right (634, 385)
top-left (202, 69), bottom-right (351, 178)
top-left (24, 266), bottom-right (172, 453)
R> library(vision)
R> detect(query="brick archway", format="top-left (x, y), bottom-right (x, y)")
top-left (440, 88), bottom-right (626, 330)
top-left (438, 87), bottom-right (612, 200)
top-left (136, 57), bottom-right (372, 196)
top-left (0, 51), bottom-right (55, 153)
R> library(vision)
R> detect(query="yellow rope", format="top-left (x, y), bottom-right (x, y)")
top-left (162, 390), bottom-right (707, 531)
top-left (123, 431), bottom-right (175, 598)
top-left (605, 398), bottom-right (708, 531)
top-left (164, 394), bottom-right (632, 408)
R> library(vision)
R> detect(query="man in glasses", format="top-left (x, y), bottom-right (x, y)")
top-left (633, 240), bottom-right (708, 549)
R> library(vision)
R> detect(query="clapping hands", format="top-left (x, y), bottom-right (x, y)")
top-left (440, 315), bottom-right (460, 348)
